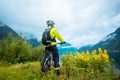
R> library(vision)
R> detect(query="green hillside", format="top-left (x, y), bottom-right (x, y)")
top-left (0, 49), bottom-right (120, 80)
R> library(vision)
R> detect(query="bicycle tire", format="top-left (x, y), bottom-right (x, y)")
top-left (41, 55), bottom-right (51, 72)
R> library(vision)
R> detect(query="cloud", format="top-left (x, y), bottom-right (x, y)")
top-left (0, 0), bottom-right (120, 48)
top-left (70, 34), bottom-right (101, 48)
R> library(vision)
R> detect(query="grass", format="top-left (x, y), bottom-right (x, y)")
top-left (0, 62), bottom-right (67, 80)
top-left (0, 61), bottom-right (120, 80)
top-left (0, 62), bottom-right (41, 80)
top-left (0, 48), bottom-right (120, 80)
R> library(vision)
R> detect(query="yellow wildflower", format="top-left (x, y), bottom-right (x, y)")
top-left (81, 52), bottom-right (85, 61)
top-left (85, 50), bottom-right (91, 61)
top-left (76, 52), bottom-right (81, 60)
top-left (103, 49), bottom-right (109, 62)
top-left (92, 50), bottom-right (96, 57)
top-left (98, 48), bottom-right (103, 54)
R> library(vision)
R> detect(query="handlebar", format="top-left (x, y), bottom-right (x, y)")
top-left (46, 41), bottom-right (65, 46)
top-left (56, 42), bottom-right (66, 44)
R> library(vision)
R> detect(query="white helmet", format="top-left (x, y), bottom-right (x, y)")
top-left (46, 20), bottom-right (55, 26)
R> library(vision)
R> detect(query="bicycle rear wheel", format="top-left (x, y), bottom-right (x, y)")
top-left (41, 55), bottom-right (51, 72)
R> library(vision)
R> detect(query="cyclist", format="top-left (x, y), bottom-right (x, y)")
top-left (41, 20), bottom-right (65, 75)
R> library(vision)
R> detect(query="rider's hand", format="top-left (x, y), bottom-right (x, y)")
top-left (51, 42), bottom-right (57, 46)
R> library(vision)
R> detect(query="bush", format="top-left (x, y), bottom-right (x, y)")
top-left (61, 48), bottom-right (116, 80)
top-left (32, 46), bottom-right (45, 61)
top-left (0, 33), bottom-right (33, 63)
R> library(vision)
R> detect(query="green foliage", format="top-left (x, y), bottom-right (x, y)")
top-left (0, 62), bottom-right (41, 80)
top-left (0, 33), bottom-right (45, 64)
top-left (0, 61), bottom-right (119, 80)
top-left (60, 50), bottom-right (118, 80)
top-left (0, 33), bottom-right (32, 63)
top-left (32, 46), bottom-right (45, 61)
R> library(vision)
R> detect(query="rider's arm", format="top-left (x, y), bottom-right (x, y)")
top-left (51, 28), bottom-right (65, 43)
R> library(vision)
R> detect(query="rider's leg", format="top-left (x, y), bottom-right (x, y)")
top-left (52, 46), bottom-right (59, 68)
top-left (41, 47), bottom-right (51, 72)
top-left (51, 46), bottom-right (60, 75)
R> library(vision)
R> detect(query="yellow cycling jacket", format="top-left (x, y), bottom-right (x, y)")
top-left (41, 26), bottom-right (65, 46)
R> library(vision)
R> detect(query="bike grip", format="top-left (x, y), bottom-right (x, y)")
top-left (60, 41), bottom-right (66, 44)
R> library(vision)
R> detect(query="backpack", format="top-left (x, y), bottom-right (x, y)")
top-left (41, 28), bottom-right (53, 45)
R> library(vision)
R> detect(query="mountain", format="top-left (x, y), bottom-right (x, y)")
top-left (92, 27), bottom-right (120, 62)
top-left (78, 45), bottom-right (93, 52)
top-left (0, 21), bottom-right (40, 47)
top-left (26, 38), bottom-right (40, 47)
top-left (78, 27), bottom-right (120, 63)
top-left (22, 32), bottom-right (41, 47)
top-left (92, 27), bottom-right (120, 51)
top-left (0, 21), bottom-right (18, 39)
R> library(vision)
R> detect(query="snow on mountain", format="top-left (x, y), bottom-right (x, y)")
top-left (102, 33), bottom-right (117, 42)
top-left (78, 27), bottom-right (120, 63)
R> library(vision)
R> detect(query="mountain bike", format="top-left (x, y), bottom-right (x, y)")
top-left (41, 42), bottom-right (63, 72)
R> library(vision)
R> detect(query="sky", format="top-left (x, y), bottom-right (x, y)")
top-left (0, 0), bottom-right (120, 48)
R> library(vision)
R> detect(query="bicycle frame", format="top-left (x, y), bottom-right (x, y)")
top-left (44, 50), bottom-right (53, 66)
top-left (41, 42), bottom-right (64, 72)
top-left (41, 50), bottom-right (54, 72)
